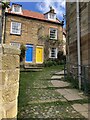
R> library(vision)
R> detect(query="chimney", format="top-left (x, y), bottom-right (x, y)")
top-left (49, 6), bottom-right (55, 13)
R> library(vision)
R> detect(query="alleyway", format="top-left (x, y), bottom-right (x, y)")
top-left (18, 66), bottom-right (88, 119)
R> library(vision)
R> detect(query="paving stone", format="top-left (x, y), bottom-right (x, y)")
top-left (56, 89), bottom-right (83, 101)
top-left (72, 104), bottom-right (88, 118)
top-left (83, 104), bottom-right (88, 109)
top-left (51, 80), bottom-right (70, 87)
top-left (72, 104), bottom-right (88, 112)
top-left (81, 112), bottom-right (88, 118)
top-left (65, 89), bottom-right (80, 94)
top-left (51, 75), bottom-right (63, 80)
top-left (55, 70), bottom-right (64, 75)
top-left (56, 89), bottom-right (68, 95)
top-left (64, 93), bottom-right (83, 101)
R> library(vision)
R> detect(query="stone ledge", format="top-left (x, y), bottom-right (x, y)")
top-left (1, 54), bottom-right (20, 70)
top-left (1, 45), bottom-right (20, 55)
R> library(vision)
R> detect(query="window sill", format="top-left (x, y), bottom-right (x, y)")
top-left (10, 33), bottom-right (21, 36)
top-left (49, 38), bottom-right (58, 40)
top-left (49, 57), bottom-right (57, 59)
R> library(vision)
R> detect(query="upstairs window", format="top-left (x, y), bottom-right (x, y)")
top-left (14, 6), bottom-right (21, 13)
top-left (49, 13), bottom-right (56, 20)
top-left (49, 28), bottom-right (57, 39)
top-left (49, 48), bottom-right (57, 58)
top-left (12, 4), bottom-right (22, 14)
top-left (10, 22), bottom-right (21, 35)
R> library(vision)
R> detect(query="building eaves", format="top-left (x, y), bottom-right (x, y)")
top-left (5, 9), bottom-right (63, 26)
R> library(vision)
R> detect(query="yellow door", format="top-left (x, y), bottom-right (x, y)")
top-left (36, 47), bottom-right (43, 63)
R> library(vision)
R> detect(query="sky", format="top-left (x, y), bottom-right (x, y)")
top-left (10, 0), bottom-right (66, 28)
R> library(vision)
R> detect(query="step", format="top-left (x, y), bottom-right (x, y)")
top-left (20, 68), bottom-right (43, 72)
top-left (51, 75), bottom-right (64, 80)
top-left (24, 66), bottom-right (44, 69)
top-left (53, 70), bottom-right (67, 76)
top-left (51, 80), bottom-right (70, 88)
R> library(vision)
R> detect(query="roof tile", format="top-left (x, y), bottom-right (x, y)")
top-left (7, 8), bottom-right (61, 24)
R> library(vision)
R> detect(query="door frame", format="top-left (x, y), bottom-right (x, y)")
top-left (36, 46), bottom-right (44, 64)
top-left (25, 44), bottom-right (33, 63)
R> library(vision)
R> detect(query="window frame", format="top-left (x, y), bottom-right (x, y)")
top-left (48, 13), bottom-right (56, 20)
top-left (49, 28), bottom-right (57, 40)
top-left (49, 48), bottom-right (58, 59)
top-left (10, 21), bottom-right (21, 35)
top-left (12, 5), bottom-right (22, 14)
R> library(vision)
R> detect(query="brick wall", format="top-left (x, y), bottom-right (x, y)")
top-left (0, 45), bottom-right (20, 119)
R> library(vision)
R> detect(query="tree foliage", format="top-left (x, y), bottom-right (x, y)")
top-left (2, 1), bottom-right (10, 9)
top-left (20, 44), bottom-right (26, 62)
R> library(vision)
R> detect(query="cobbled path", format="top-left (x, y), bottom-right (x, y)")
top-left (18, 69), bottom-right (88, 119)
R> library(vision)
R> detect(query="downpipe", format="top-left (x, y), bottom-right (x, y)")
top-left (76, 0), bottom-right (81, 89)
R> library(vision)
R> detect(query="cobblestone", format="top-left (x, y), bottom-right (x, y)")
top-left (18, 70), bottom-right (88, 119)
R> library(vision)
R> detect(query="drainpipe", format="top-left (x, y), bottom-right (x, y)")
top-left (2, 9), bottom-right (5, 45)
top-left (0, 2), bottom-right (2, 43)
top-left (76, 0), bottom-right (81, 89)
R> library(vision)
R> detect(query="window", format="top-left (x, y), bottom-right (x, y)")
top-left (49, 13), bottom-right (56, 19)
top-left (50, 28), bottom-right (57, 39)
top-left (14, 6), bottom-right (21, 12)
top-left (10, 42), bottom-right (20, 48)
top-left (49, 48), bottom-right (57, 58)
top-left (11, 22), bottom-right (21, 35)
top-left (12, 5), bottom-right (22, 13)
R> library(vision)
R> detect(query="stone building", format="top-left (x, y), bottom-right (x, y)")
top-left (66, 2), bottom-right (90, 88)
top-left (4, 3), bottom-right (63, 66)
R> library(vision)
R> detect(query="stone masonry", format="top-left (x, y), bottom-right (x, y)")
top-left (0, 45), bottom-right (20, 119)
top-left (66, 3), bottom-right (90, 64)
top-left (66, 2), bottom-right (90, 83)
top-left (4, 10), bottom-right (63, 65)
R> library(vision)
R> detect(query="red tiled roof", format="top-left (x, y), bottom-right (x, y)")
top-left (6, 8), bottom-right (62, 24)
top-left (23, 10), bottom-right (46, 21)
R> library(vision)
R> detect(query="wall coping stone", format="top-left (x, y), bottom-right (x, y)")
top-left (0, 44), bottom-right (20, 55)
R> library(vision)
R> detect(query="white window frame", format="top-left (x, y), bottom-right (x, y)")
top-left (48, 13), bottom-right (56, 20)
top-left (10, 22), bottom-right (21, 35)
top-left (49, 48), bottom-right (58, 59)
top-left (49, 28), bottom-right (57, 40)
top-left (12, 5), bottom-right (22, 14)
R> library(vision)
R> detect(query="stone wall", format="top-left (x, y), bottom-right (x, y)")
top-left (4, 13), bottom-right (63, 64)
top-left (66, 2), bottom-right (90, 91)
top-left (66, 2), bottom-right (90, 65)
top-left (5, 15), bottom-right (63, 45)
top-left (0, 45), bottom-right (20, 119)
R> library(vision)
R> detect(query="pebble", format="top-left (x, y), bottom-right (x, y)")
top-left (56, 111), bottom-right (59, 114)
top-left (34, 112), bottom-right (39, 115)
